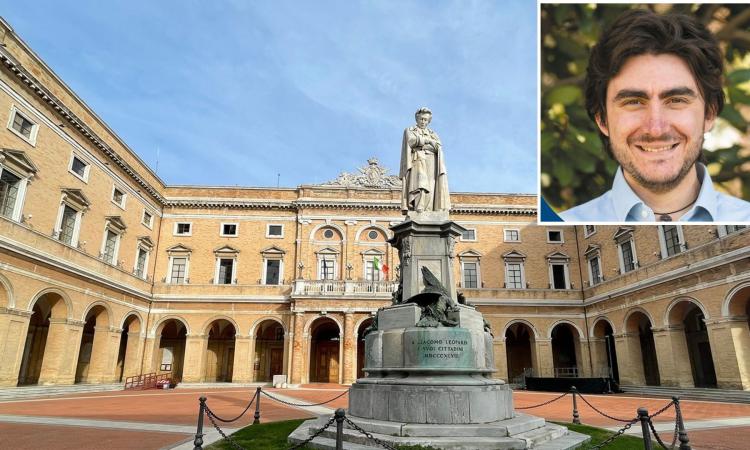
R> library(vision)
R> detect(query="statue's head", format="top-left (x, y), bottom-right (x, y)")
top-left (414, 107), bottom-right (432, 129)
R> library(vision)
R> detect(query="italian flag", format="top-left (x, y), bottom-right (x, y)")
top-left (373, 256), bottom-right (389, 278)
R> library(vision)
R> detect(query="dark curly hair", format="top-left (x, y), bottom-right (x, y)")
top-left (584, 9), bottom-right (724, 156)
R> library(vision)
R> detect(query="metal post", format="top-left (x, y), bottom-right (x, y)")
top-left (673, 396), bottom-right (691, 450)
top-left (193, 396), bottom-right (206, 450)
top-left (638, 407), bottom-right (652, 450)
top-left (253, 387), bottom-right (261, 425)
top-left (571, 386), bottom-right (581, 424)
top-left (335, 408), bottom-right (346, 450)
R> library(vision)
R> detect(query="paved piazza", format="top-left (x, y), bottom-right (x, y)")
top-left (1, 386), bottom-right (749, 449)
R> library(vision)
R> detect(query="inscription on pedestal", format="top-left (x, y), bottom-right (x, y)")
top-left (404, 328), bottom-right (474, 368)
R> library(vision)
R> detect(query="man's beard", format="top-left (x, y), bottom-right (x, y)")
top-left (610, 134), bottom-right (703, 194)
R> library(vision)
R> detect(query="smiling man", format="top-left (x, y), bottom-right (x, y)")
top-left (559, 9), bottom-right (750, 222)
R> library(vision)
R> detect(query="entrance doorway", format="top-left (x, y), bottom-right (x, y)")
top-left (505, 322), bottom-right (534, 381)
top-left (253, 320), bottom-right (285, 382)
top-left (309, 318), bottom-right (340, 383)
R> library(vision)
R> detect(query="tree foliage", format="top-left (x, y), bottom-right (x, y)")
top-left (541, 4), bottom-right (750, 211)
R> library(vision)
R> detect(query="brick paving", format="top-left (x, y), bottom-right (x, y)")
top-left (0, 385), bottom-right (748, 449)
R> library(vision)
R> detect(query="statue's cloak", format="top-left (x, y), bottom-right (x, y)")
top-left (399, 126), bottom-right (451, 213)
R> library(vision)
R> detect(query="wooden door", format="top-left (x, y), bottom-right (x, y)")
top-left (313, 342), bottom-right (339, 383)
top-left (270, 348), bottom-right (283, 377)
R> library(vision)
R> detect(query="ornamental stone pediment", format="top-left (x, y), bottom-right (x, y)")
top-left (319, 157), bottom-right (401, 189)
top-left (214, 245), bottom-right (239, 255)
top-left (502, 249), bottom-right (526, 260)
top-left (260, 245), bottom-right (285, 255)
top-left (584, 244), bottom-right (601, 256)
top-left (546, 251), bottom-right (569, 261)
top-left (0, 148), bottom-right (38, 176)
top-left (166, 244), bottom-right (192, 254)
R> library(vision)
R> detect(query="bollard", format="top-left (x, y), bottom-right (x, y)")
top-left (335, 408), bottom-right (346, 450)
top-left (638, 407), bottom-right (652, 450)
top-left (193, 396), bottom-right (206, 450)
top-left (253, 387), bottom-right (261, 425)
top-left (571, 386), bottom-right (581, 424)
top-left (672, 396), bottom-right (691, 450)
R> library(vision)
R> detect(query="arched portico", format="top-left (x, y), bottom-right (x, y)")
top-left (252, 319), bottom-right (285, 382)
top-left (621, 310), bottom-right (660, 386)
top-left (308, 317), bottom-right (341, 383)
top-left (666, 299), bottom-right (716, 388)
top-left (18, 290), bottom-right (74, 385)
top-left (504, 321), bottom-right (536, 382)
top-left (591, 318), bottom-right (619, 382)
top-left (75, 304), bottom-right (115, 384)
top-left (153, 318), bottom-right (187, 383)
top-left (355, 318), bottom-right (373, 380)
top-left (115, 313), bottom-right (142, 382)
top-left (204, 319), bottom-right (236, 382)
top-left (550, 322), bottom-right (582, 377)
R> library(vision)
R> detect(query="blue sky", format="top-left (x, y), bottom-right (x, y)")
top-left (3, 1), bottom-right (538, 193)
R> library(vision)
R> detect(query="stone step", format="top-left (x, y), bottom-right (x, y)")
top-left (620, 385), bottom-right (750, 403)
top-left (290, 416), bottom-right (591, 450)
top-left (514, 423), bottom-right (568, 448)
top-left (0, 384), bottom-right (123, 401)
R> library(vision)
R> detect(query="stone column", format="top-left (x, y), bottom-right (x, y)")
top-left (342, 312), bottom-right (355, 384)
top-left (588, 338), bottom-right (606, 377)
top-left (85, 326), bottom-right (122, 383)
top-left (576, 338), bottom-right (592, 377)
top-left (181, 334), bottom-right (208, 383)
top-left (493, 336), bottom-right (508, 381)
top-left (232, 336), bottom-right (253, 383)
top-left (653, 326), bottom-right (693, 387)
top-left (0, 308), bottom-right (32, 386)
top-left (39, 319), bottom-right (84, 385)
top-left (534, 338), bottom-right (554, 377)
top-left (613, 333), bottom-right (645, 385)
top-left (122, 332), bottom-right (145, 380)
top-left (140, 335), bottom-right (158, 375)
top-left (290, 312), bottom-right (305, 385)
top-left (705, 317), bottom-right (750, 390)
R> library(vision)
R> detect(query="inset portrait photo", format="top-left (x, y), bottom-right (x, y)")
top-left (540, 3), bottom-right (750, 223)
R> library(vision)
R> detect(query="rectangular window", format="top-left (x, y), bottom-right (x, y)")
top-left (103, 230), bottom-right (118, 264)
top-left (547, 230), bottom-right (563, 243)
top-left (12, 112), bottom-right (33, 139)
top-left (112, 187), bottom-right (125, 208)
top-left (463, 262), bottom-right (478, 288)
top-left (726, 225), bottom-right (746, 234)
top-left (0, 169), bottom-right (21, 218)
top-left (59, 205), bottom-right (78, 245)
top-left (175, 223), bottom-right (192, 235)
top-left (221, 223), bottom-right (238, 236)
top-left (506, 263), bottom-right (523, 289)
top-left (70, 156), bottom-right (88, 180)
top-left (321, 259), bottom-right (335, 280)
top-left (142, 211), bottom-right (153, 228)
top-left (217, 258), bottom-right (234, 284)
top-left (620, 240), bottom-right (635, 273)
top-left (504, 229), bottom-right (520, 242)
top-left (461, 229), bottom-right (476, 241)
top-left (170, 257), bottom-right (187, 284)
top-left (365, 260), bottom-right (381, 282)
top-left (584, 225), bottom-right (596, 237)
top-left (135, 248), bottom-right (148, 278)
top-left (267, 224), bottom-right (283, 237)
top-left (663, 225), bottom-right (681, 257)
top-left (551, 264), bottom-right (566, 289)
top-left (265, 259), bottom-right (281, 285)
top-left (589, 257), bottom-right (601, 285)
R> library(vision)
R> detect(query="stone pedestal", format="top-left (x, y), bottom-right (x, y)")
top-left (290, 218), bottom-right (588, 448)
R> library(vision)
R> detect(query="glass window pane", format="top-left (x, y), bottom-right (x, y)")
top-left (218, 259), bottom-right (234, 284)
top-left (463, 262), bottom-right (477, 288)
top-left (552, 264), bottom-right (566, 289)
top-left (71, 157), bottom-right (87, 177)
top-left (171, 257), bottom-right (186, 283)
top-left (0, 170), bottom-right (21, 218)
top-left (265, 259), bottom-right (280, 285)
top-left (59, 205), bottom-right (77, 245)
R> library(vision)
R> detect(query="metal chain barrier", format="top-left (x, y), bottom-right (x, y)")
top-left (344, 416), bottom-right (398, 450)
top-left (590, 416), bottom-right (639, 450)
top-left (287, 415), bottom-right (336, 450)
top-left (648, 400), bottom-right (676, 419)
top-left (576, 391), bottom-right (634, 423)
top-left (648, 416), bottom-right (677, 450)
top-left (205, 406), bottom-right (248, 450)
top-left (515, 391), bottom-right (569, 410)
top-left (261, 388), bottom-right (349, 407)
top-left (209, 390), bottom-right (258, 423)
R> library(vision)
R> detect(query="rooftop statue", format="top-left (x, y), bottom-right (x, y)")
top-left (400, 107), bottom-right (451, 216)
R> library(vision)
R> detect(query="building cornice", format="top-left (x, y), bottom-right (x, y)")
top-left (0, 46), bottom-right (166, 205)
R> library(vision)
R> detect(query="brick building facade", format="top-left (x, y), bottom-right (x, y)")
top-left (0, 19), bottom-right (748, 391)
